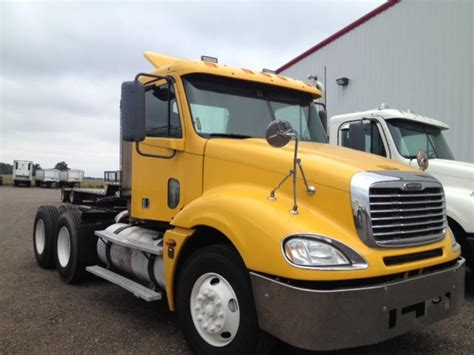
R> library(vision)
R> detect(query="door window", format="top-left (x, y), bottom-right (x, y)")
top-left (341, 121), bottom-right (387, 157)
top-left (145, 85), bottom-right (182, 138)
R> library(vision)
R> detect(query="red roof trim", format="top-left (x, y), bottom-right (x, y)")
top-left (276, 0), bottom-right (400, 73)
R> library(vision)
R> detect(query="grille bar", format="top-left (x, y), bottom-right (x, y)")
top-left (373, 224), bottom-right (446, 237)
top-left (371, 205), bottom-right (445, 214)
top-left (370, 199), bottom-right (443, 205)
top-left (372, 212), bottom-right (444, 221)
top-left (370, 192), bottom-right (443, 198)
top-left (373, 219), bottom-right (445, 229)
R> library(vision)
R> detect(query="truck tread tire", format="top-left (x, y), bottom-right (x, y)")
top-left (450, 221), bottom-right (473, 270)
top-left (57, 204), bottom-right (79, 215)
top-left (69, 191), bottom-right (83, 205)
top-left (176, 244), bottom-right (273, 355)
top-left (33, 205), bottom-right (60, 269)
top-left (54, 209), bottom-right (101, 283)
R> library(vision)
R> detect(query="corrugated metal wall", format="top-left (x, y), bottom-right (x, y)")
top-left (281, 0), bottom-right (473, 163)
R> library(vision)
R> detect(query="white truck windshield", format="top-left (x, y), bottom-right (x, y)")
top-left (386, 119), bottom-right (454, 160)
top-left (183, 74), bottom-right (327, 143)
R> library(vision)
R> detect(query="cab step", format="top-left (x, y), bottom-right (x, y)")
top-left (86, 265), bottom-right (162, 302)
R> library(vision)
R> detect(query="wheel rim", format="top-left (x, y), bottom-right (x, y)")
top-left (57, 226), bottom-right (71, 267)
top-left (190, 272), bottom-right (240, 347)
top-left (35, 219), bottom-right (46, 254)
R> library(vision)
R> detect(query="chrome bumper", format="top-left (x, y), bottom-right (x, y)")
top-left (250, 259), bottom-right (465, 351)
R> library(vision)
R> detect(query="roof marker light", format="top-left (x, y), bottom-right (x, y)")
top-left (262, 68), bottom-right (276, 74)
top-left (201, 55), bottom-right (218, 63)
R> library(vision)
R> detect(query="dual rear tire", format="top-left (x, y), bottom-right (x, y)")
top-left (33, 206), bottom-right (60, 269)
top-left (33, 205), bottom-right (105, 283)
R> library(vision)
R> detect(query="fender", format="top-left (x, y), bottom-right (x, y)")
top-left (168, 183), bottom-right (458, 284)
top-left (170, 184), bottom-right (361, 280)
top-left (445, 186), bottom-right (474, 234)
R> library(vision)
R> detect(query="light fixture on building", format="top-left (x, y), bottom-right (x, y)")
top-left (336, 77), bottom-right (349, 86)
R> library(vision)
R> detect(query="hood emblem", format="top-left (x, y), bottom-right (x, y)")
top-left (402, 182), bottom-right (424, 191)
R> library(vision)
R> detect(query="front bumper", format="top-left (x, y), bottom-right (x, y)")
top-left (250, 259), bottom-right (465, 351)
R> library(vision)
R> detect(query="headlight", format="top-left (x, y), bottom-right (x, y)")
top-left (283, 235), bottom-right (368, 270)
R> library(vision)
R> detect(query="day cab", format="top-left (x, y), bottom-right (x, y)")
top-left (329, 107), bottom-right (474, 271)
top-left (33, 52), bottom-right (465, 354)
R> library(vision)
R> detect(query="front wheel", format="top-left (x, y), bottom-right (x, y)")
top-left (176, 245), bottom-right (272, 355)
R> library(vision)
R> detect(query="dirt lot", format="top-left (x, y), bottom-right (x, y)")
top-left (1, 186), bottom-right (473, 354)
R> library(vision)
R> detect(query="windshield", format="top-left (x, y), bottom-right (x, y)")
top-left (386, 119), bottom-right (454, 160)
top-left (182, 74), bottom-right (327, 143)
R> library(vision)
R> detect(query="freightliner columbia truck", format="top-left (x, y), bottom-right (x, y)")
top-left (32, 52), bottom-right (465, 354)
top-left (329, 107), bottom-right (474, 271)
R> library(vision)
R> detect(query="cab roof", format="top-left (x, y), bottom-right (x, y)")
top-left (330, 106), bottom-right (449, 130)
top-left (143, 51), bottom-right (321, 98)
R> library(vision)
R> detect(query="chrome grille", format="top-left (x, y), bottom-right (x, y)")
top-left (369, 185), bottom-right (446, 247)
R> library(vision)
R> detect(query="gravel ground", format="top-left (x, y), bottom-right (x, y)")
top-left (0, 186), bottom-right (472, 354)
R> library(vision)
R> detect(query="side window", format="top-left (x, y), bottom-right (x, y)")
top-left (145, 85), bottom-right (182, 138)
top-left (341, 121), bottom-right (387, 157)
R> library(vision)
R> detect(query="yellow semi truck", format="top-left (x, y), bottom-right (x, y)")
top-left (33, 52), bottom-right (465, 354)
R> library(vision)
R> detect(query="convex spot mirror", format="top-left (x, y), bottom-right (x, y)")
top-left (265, 120), bottom-right (295, 148)
top-left (416, 150), bottom-right (429, 171)
top-left (121, 81), bottom-right (146, 142)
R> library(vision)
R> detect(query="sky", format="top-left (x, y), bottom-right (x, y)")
top-left (1, 0), bottom-right (384, 177)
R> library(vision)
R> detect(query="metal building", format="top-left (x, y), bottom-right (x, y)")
top-left (277, 0), bottom-right (473, 163)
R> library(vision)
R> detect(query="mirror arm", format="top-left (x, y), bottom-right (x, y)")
top-left (134, 73), bottom-right (175, 85)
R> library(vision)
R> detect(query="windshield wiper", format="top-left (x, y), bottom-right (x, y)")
top-left (208, 133), bottom-right (253, 139)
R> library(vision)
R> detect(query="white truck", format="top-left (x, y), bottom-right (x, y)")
top-left (13, 160), bottom-right (33, 187)
top-left (35, 169), bottom-right (61, 188)
top-left (328, 106), bottom-right (474, 270)
top-left (59, 169), bottom-right (84, 188)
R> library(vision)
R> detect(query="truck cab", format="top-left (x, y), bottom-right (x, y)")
top-left (33, 54), bottom-right (465, 354)
top-left (13, 160), bottom-right (33, 187)
top-left (329, 106), bottom-right (474, 270)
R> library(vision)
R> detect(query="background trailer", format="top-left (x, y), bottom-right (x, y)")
top-left (277, 0), bottom-right (473, 163)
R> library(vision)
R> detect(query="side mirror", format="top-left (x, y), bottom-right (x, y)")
top-left (121, 81), bottom-right (145, 142)
top-left (265, 120), bottom-right (294, 148)
top-left (348, 122), bottom-right (366, 151)
top-left (416, 150), bottom-right (429, 171)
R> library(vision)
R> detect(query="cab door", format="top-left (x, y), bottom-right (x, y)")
top-left (131, 81), bottom-right (203, 222)
top-left (339, 119), bottom-right (389, 158)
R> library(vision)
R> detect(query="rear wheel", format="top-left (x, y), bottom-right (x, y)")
top-left (69, 190), bottom-right (83, 205)
top-left (176, 245), bottom-right (272, 355)
top-left (33, 206), bottom-right (60, 269)
top-left (54, 210), bottom-right (108, 283)
top-left (450, 219), bottom-right (473, 270)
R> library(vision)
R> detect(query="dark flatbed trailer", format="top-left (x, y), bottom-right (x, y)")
top-left (61, 171), bottom-right (121, 205)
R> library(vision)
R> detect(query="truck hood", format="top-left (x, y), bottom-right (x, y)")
top-left (205, 139), bottom-right (411, 192)
top-left (425, 159), bottom-right (474, 181)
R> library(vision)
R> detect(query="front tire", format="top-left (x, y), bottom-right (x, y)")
top-left (33, 206), bottom-right (60, 269)
top-left (176, 245), bottom-right (272, 355)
